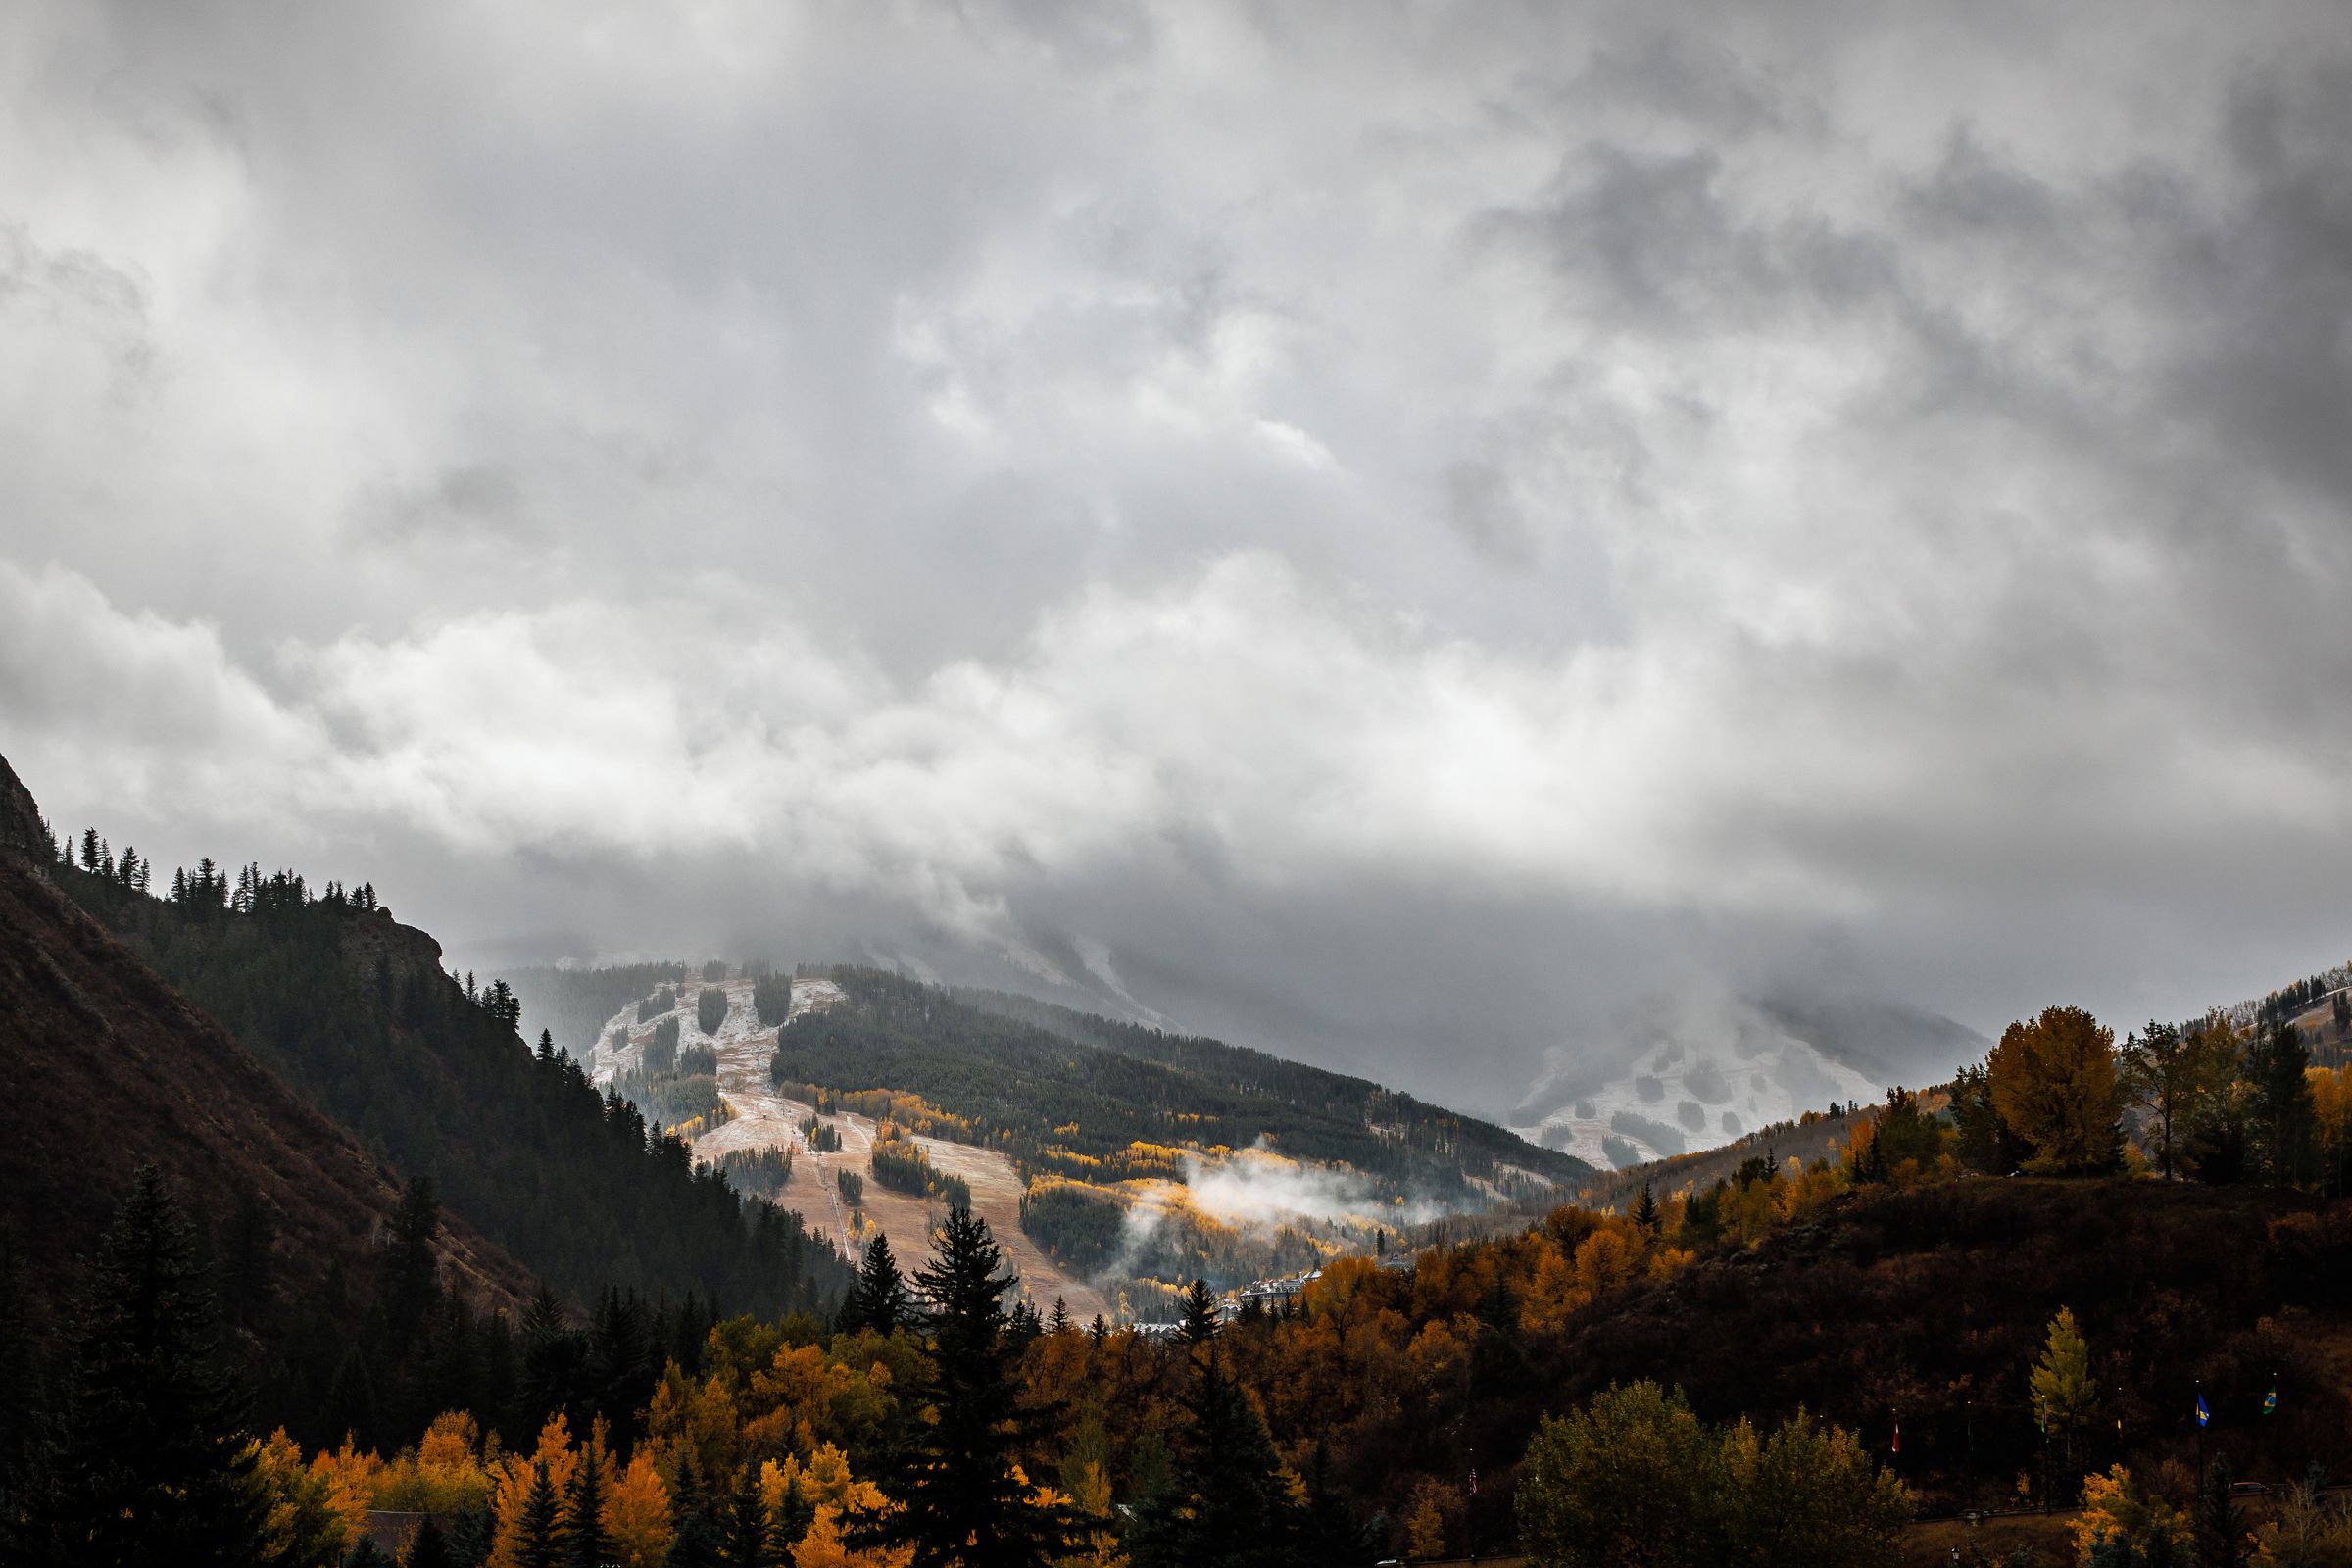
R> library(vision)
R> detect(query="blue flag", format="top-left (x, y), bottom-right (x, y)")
top-left (2264, 1383), bottom-right (2278, 1417)
top-left (2196, 1393), bottom-right (2211, 1428)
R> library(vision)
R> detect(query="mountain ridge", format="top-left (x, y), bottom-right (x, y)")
top-left (0, 755), bottom-right (540, 1341)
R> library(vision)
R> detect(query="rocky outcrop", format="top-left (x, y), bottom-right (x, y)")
top-left (0, 752), bottom-right (55, 864)
top-left (337, 900), bottom-right (449, 989)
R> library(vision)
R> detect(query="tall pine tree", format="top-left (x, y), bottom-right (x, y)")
top-left (664, 1451), bottom-right (724, 1568)
top-left (1127, 1343), bottom-right (1302, 1568)
top-left (719, 1466), bottom-right (778, 1567)
top-left (8, 1164), bottom-right (271, 1567)
top-left (1176, 1279), bottom-right (1218, 1347)
top-left (404, 1515), bottom-right (456, 1568)
top-left (515, 1458), bottom-right (565, 1568)
top-left (564, 1444), bottom-right (612, 1568)
top-left (837, 1233), bottom-right (912, 1337)
top-left (854, 1207), bottom-right (1074, 1566)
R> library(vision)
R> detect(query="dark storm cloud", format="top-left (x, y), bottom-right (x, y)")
top-left (5, 0), bottom-right (2352, 1113)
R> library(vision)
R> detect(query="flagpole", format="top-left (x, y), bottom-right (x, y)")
top-left (2266, 1370), bottom-right (2278, 1481)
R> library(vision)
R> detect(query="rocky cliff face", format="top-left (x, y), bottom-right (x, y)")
top-left (337, 901), bottom-right (449, 989)
top-left (0, 752), bottom-right (54, 863)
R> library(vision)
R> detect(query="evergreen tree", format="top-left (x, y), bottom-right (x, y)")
top-left (1006, 1298), bottom-right (1044, 1350)
top-left (838, 1234), bottom-right (912, 1337)
top-left (1049, 1296), bottom-right (1071, 1336)
top-left (517, 1459), bottom-right (566, 1568)
top-left (404, 1515), bottom-right (456, 1568)
top-left (1299, 1439), bottom-right (1372, 1566)
top-left (325, 1344), bottom-right (381, 1451)
top-left (664, 1453), bottom-right (724, 1568)
top-left (1949, 1060), bottom-right (2028, 1175)
top-left (719, 1467), bottom-right (775, 1567)
top-left (2247, 1019), bottom-right (2317, 1186)
top-left (1176, 1278), bottom-right (1218, 1347)
top-left (771, 1472), bottom-right (814, 1554)
top-left (1128, 1346), bottom-right (1300, 1568)
top-left (448, 1507), bottom-right (495, 1567)
top-left (854, 1207), bottom-right (1075, 1566)
top-left (564, 1445), bottom-right (613, 1568)
top-left (380, 1177), bottom-right (444, 1365)
top-left (520, 1285), bottom-right (588, 1437)
top-left (1631, 1183), bottom-right (1660, 1237)
top-left (587, 1288), bottom-right (655, 1447)
top-left (8, 1164), bottom-right (271, 1567)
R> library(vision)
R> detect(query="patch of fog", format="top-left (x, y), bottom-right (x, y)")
top-left (1101, 1141), bottom-right (1450, 1279)
top-left (1181, 1144), bottom-right (1441, 1230)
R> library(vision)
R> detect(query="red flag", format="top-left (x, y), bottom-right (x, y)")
top-left (1468, 1468), bottom-right (1479, 1496)
top-left (1890, 1417), bottom-right (1901, 1455)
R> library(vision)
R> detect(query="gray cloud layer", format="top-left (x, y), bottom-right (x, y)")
top-left (5, 1), bottom-right (2350, 1113)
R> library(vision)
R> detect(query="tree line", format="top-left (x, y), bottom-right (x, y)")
top-left (50, 848), bottom-right (852, 1328)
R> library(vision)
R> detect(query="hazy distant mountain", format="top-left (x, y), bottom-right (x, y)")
top-left (1510, 992), bottom-right (1984, 1169)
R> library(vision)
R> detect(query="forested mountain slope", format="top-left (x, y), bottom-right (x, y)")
top-left (0, 757), bottom-right (537, 1361)
top-left (31, 770), bottom-right (847, 1325)
top-left (771, 968), bottom-right (1589, 1195)
top-left (954, 980), bottom-right (1591, 1188)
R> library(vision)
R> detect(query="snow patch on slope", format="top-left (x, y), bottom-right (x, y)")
top-left (1513, 1012), bottom-right (1886, 1171)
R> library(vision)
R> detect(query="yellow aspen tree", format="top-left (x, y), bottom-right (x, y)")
top-left (2031, 1307), bottom-right (2097, 1496)
top-left (306, 1434), bottom-right (383, 1542)
top-left (605, 1452), bottom-right (675, 1568)
top-left (1989, 1006), bottom-right (2123, 1172)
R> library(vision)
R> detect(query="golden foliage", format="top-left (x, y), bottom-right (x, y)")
top-left (371, 1409), bottom-right (496, 1515)
top-left (607, 1452), bottom-right (675, 1568)
top-left (1989, 1005), bottom-right (2122, 1172)
top-left (306, 1433), bottom-right (382, 1541)
top-left (250, 1427), bottom-right (352, 1567)
top-left (2074, 1465), bottom-right (2193, 1562)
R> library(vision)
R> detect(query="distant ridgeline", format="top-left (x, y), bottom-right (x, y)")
top-left (47, 850), bottom-right (849, 1322)
top-left (773, 967), bottom-right (1589, 1194)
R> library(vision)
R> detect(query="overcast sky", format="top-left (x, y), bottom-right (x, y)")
top-left (5, 1), bottom-right (2350, 1114)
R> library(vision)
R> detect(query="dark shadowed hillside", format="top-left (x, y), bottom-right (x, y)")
top-left (0, 755), bottom-right (537, 1353)
top-left (1544, 1179), bottom-right (2352, 1510)
top-left (25, 761), bottom-right (849, 1330)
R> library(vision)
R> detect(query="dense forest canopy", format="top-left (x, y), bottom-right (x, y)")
top-left (45, 848), bottom-right (848, 1325)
